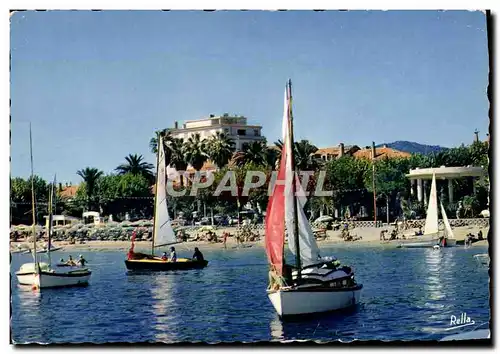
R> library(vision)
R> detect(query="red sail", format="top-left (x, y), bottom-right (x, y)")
top-left (265, 143), bottom-right (287, 275)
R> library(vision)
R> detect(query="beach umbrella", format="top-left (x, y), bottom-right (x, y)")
top-left (314, 215), bottom-right (334, 223)
top-left (198, 226), bottom-right (215, 232)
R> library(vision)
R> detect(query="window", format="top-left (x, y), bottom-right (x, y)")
top-left (237, 129), bottom-right (246, 136)
top-left (254, 129), bottom-right (260, 136)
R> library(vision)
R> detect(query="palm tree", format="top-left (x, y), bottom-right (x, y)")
top-left (76, 167), bottom-right (103, 211)
top-left (149, 135), bottom-right (159, 154)
top-left (268, 139), bottom-right (318, 170)
top-left (294, 139), bottom-right (319, 170)
top-left (149, 129), bottom-right (174, 157)
top-left (207, 132), bottom-right (235, 168)
top-left (168, 137), bottom-right (189, 187)
top-left (183, 133), bottom-right (209, 171)
top-left (115, 154), bottom-right (155, 182)
top-left (232, 141), bottom-right (267, 167)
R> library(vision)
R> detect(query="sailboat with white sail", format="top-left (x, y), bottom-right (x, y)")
top-left (440, 201), bottom-right (457, 247)
top-left (398, 173), bottom-right (455, 248)
top-left (16, 126), bottom-right (91, 289)
top-left (265, 80), bottom-right (362, 317)
top-left (124, 131), bottom-right (208, 271)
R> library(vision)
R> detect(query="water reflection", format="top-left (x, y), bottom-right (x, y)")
top-left (424, 248), bottom-right (445, 303)
top-left (12, 288), bottom-right (42, 343)
top-left (269, 306), bottom-right (362, 342)
top-left (269, 315), bottom-right (284, 341)
top-left (150, 273), bottom-right (177, 343)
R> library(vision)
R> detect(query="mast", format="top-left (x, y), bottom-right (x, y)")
top-left (287, 79), bottom-right (302, 278)
top-left (151, 131), bottom-right (162, 255)
top-left (29, 123), bottom-right (38, 267)
top-left (47, 175), bottom-right (56, 266)
top-left (371, 144), bottom-right (377, 225)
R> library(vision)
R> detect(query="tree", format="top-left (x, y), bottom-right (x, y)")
top-left (294, 139), bottom-right (319, 171)
top-left (115, 154), bottom-right (154, 183)
top-left (76, 167), bottom-right (104, 211)
top-left (183, 133), bottom-right (209, 171)
top-left (168, 137), bottom-right (188, 187)
top-left (10, 176), bottom-right (49, 225)
top-left (149, 129), bottom-right (173, 155)
top-left (321, 156), bottom-right (370, 218)
top-left (207, 132), bottom-right (235, 168)
top-left (462, 195), bottom-right (480, 217)
top-left (364, 157), bottom-right (410, 221)
top-left (232, 141), bottom-right (267, 167)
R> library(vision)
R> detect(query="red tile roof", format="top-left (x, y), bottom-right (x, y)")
top-left (353, 147), bottom-right (411, 160)
top-left (59, 185), bottom-right (79, 198)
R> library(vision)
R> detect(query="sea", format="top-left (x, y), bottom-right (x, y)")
top-left (10, 244), bottom-right (490, 344)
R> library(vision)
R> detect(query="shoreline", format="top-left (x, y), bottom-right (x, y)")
top-left (11, 235), bottom-right (488, 253)
top-left (11, 224), bottom-right (489, 253)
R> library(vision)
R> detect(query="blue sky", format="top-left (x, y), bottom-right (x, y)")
top-left (10, 10), bottom-right (489, 184)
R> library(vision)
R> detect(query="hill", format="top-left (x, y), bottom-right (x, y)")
top-left (378, 141), bottom-right (448, 155)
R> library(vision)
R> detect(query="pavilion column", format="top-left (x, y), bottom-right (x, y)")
top-left (417, 179), bottom-right (423, 202)
top-left (423, 180), bottom-right (428, 206)
top-left (472, 177), bottom-right (477, 194)
top-left (410, 180), bottom-right (415, 197)
top-left (448, 179), bottom-right (454, 204)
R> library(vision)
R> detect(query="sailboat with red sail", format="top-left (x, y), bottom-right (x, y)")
top-left (265, 80), bottom-right (362, 317)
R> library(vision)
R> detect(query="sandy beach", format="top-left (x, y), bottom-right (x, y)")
top-left (11, 224), bottom-right (488, 253)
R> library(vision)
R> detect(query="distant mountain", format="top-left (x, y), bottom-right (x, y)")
top-left (377, 141), bottom-right (448, 155)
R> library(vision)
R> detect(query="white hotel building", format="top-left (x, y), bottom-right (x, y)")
top-left (168, 114), bottom-right (266, 151)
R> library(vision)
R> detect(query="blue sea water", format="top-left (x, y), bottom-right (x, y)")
top-left (10, 244), bottom-right (490, 344)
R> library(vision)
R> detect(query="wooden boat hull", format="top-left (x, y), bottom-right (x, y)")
top-left (16, 269), bottom-right (91, 289)
top-left (267, 284), bottom-right (362, 317)
top-left (124, 258), bottom-right (208, 271)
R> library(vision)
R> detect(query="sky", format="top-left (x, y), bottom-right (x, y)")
top-left (10, 10), bottom-right (489, 185)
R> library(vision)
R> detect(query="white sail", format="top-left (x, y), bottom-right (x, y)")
top-left (282, 88), bottom-right (321, 267)
top-left (440, 202), bottom-right (455, 239)
top-left (154, 135), bottom-right (176, 247)
top-left (424, 174), bottom-right (439, 235)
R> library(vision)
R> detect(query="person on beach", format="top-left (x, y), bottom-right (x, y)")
top-left (170, 247), bottom-right (177, 262)
top-left (380, 230), bottom-right (386, 241)
top-left (161, 252), bottom-right (168, 261)
top-left (478, 230), bottom-right (483, 240)
top-left (192, 247), bottom-right (204, 262)
top-left (223, 232), bottom-right (228, 249)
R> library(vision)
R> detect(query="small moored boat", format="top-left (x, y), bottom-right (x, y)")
top-left (15, 130), bottom-right (91, 290)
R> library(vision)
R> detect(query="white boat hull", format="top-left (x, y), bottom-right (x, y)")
top-left (16, 271), bottom-right (91, 289)
top-left (398, 240), bottom-right (439, 248)
top-left (445, 238), bottom-right (457, 247)
top-left (268, 286), bottom-right (362, 316)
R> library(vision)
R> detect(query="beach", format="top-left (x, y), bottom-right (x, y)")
top-left (11, 224), bottom-right (488, 253)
